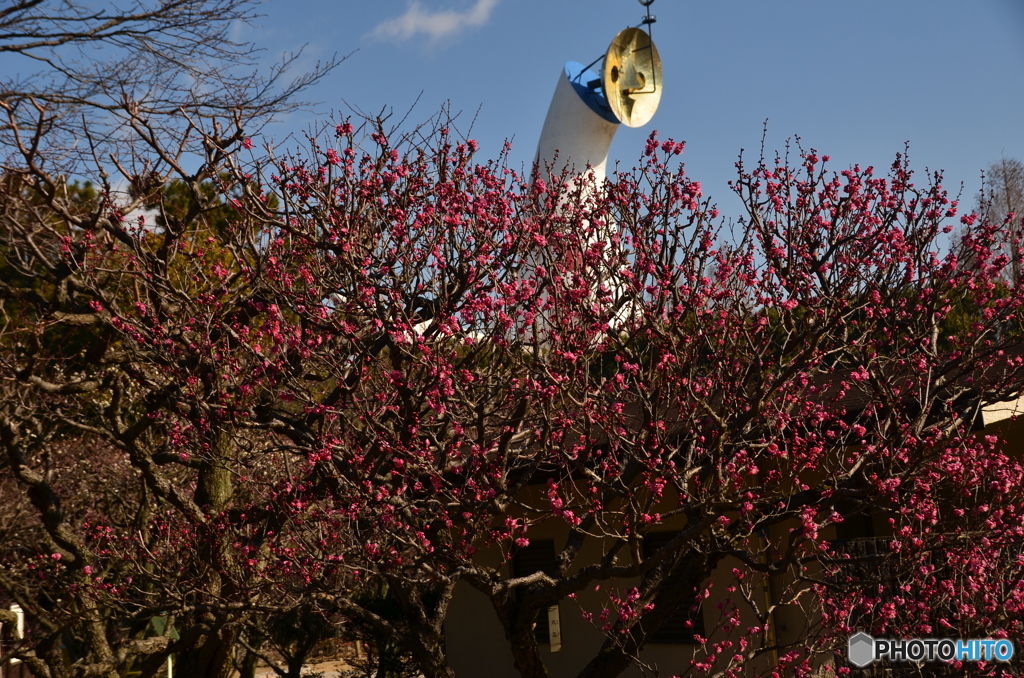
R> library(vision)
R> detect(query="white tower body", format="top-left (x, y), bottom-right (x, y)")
top-left (529, 38), bottom-right (661, 332)
top-left (534, 62), bottom-right (620, 187)
top-left (530, 62), bottom-right (625, 336)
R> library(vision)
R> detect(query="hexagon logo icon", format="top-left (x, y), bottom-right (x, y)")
top-left (848, 632), bottom-right (875, 668)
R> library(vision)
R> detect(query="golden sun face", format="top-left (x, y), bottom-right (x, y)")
top-left (603, 27), bottom-right (662, 128)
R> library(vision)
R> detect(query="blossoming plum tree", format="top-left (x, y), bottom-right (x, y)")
top-left (2, 112), bottom-right (1024, 678)
top-left (253, 129), bottom-right (1024, 678)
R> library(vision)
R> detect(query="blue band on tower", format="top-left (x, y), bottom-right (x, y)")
top-left (565, 61), bottom-right (620, 125)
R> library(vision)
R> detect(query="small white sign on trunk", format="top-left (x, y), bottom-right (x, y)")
top-left (548, 604), bottom-right (562, 652)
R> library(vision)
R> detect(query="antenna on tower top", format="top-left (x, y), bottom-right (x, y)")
top-left (638, 0), bottom-right (656, 27)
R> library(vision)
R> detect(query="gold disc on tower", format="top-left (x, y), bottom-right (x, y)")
top-left (602, 27), bottom-right (662, 128)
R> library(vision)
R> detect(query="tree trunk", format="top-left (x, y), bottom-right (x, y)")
top-left (175, 429), bottom-right (239, 677)
top-left (492, 591), bottom-right (550, 678)
top-left (238, 645), bottom-right (262, 678)
top-left (406, 636), bottom-right (456, 678)
top-left (175, 622), bottom-right (239, 678)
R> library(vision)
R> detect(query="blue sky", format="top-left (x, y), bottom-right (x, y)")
top-left (243, 1), bottom-right (1023, 215)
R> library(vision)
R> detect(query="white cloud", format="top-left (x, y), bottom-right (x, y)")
top-left (371, 0), bottom-right (499, 43)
